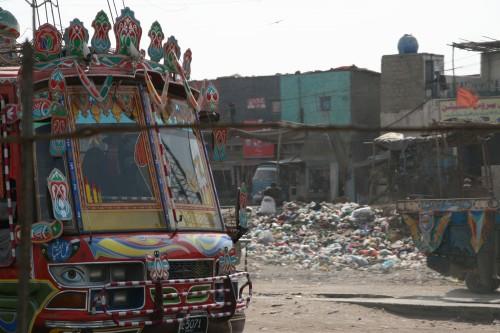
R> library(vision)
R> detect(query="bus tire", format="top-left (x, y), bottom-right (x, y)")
top-left (465, 271), bottom-right (500, 294)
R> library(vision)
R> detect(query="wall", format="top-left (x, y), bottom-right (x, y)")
top-left (481, 52), bottom-right (500, 91)
top-left (280, 71), bottom-right (351, 125)
top-left (212, 75), bottom-right (281, 123)
top-left (351, 70), bottom-right (381, 160)
top-left (381, 53), bottom-right (444, 125)
top-left (350, 70), bottom-right (381, 201)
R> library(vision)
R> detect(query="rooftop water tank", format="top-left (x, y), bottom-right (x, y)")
top-left (398, 34), bottom-right (418, 54)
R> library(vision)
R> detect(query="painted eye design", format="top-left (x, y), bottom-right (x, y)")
top-left (61, 268), bottom-right (86, 283)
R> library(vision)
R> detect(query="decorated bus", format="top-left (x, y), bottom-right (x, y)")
top-left (0, 6), bottom-right (251, 333)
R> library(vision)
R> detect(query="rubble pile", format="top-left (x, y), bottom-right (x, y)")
top-left (246, 201), bottom-right (425, 272)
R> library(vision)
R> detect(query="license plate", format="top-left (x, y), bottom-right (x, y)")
top-left (178, 316), bottom-right (208, 333)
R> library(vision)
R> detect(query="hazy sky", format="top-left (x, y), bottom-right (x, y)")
top-left (3, 0), bottom-right (500, 79)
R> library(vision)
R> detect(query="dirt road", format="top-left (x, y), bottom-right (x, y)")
top-left (244, 264), bottom-right (500, 332)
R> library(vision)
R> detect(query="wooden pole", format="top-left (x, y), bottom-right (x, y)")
top-left (17, 42), bottom-right (35, 333)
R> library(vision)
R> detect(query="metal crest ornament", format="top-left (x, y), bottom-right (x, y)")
top-left (91, 10), bottom-right (112, 53)
top-left (205, 82), bottom-right (219, 112)
top-left (213, 128), bottom-right (227, 162)
top-left (218, 247), bottom-right (237, 275)
top-left (114, 7), bottom-right (142, 56)
top-left (42, 238), bottom-right (80, 263)
top-left (49, 68), bottom-right (66, 104)
top-left (147, 21), bottom-right (164, 62)
top-left (14, 220), bottom-right (63, 244)
top-left (146, 250), bottom-right (170, 281)
top-left (49, 103), bottom-right (68, 157)
top-left (63, 18), bottom-right (89, 57)
top-left (163, 35), bottom-right (181, 72)
top-left (34, 23), bottom-right (62, 61)
top-left (47, 168), bottom-right (73, 221)
top-left (182, 48), bottom-right (192, 80)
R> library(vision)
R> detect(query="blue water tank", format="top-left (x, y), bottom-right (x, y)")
top-left (398, 34), bottom-right (419, 54)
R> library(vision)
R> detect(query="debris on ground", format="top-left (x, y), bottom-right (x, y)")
top-left (246, 201), bottom-right (425, 272)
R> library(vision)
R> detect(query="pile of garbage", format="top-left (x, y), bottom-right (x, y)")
top-left (246, 201), bottom-right (425, 272)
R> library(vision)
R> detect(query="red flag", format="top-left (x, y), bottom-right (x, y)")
top-left (456, 87), bottom-right (479, 108)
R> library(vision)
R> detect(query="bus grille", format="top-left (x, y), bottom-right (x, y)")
top-left (169, 260), bottom-right (214, 279)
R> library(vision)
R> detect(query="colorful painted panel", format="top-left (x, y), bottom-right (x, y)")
top-left (88, 233), bottom-right (233, 259)
top-left (63, 18), bottom-right (89, 57)
top-left (147, 21), bottom-right (164, 62)
top-left (14, 220), bottom-right (63, 244)
top-left (34, 23), bottom-right (62, 62)
top-left (402, 211), bottom-right (451, 253)
top-left (49, 103), bottom-right (68, 157)
top-left (212, 128), bottom-right (227, 161)
top-left (47, 168), bottom-right (73, 221)
top-left (48, 68), bottom-right (66, 105)
top-left (163, 35), bottom-right (181, 73)
top-left (182, 48), bottom-right (192, 80)
top-left (91, 10), bottom-right (112, 53)
top-left (1, 104), bottom-right (20, 124)
top-left (114, 7), bottom-right (142, 56)
top-left (74, 61), bottom-right (113, 104)
top-left (467, 209), bottom-right (495, 253)
top-left (32, 98), bottom-right (52, 120)
top-left (204, 82), bottom-right (219, 112)
top-left (218, 247), bottom-right (237, 274)
top-left (146, 251), bottom-right (170, 281)
top-left (42, 238), bottom-right (80, 262)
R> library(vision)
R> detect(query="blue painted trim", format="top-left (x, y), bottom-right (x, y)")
top-left (65, 138), bottom-right (83, 231)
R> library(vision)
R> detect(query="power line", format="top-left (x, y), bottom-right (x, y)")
top-left (56, 0), bottom-right (63, 35)
top-left (2, 121), bottom-right (500, 145)
top-left (106, 0), bottom-right (115, 25)
top-left (49, 0), bottom-right (57, 28)
top-left (112, 0), bottom-right (119, 17)
top-left (382, 98), bottom-right (432, 128)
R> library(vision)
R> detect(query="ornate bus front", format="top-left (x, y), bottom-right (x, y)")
top-left (0, 6), bottom-right (251, 333)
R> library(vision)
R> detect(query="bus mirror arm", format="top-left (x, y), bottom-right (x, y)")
top-left (170, 214), bottom-right (182, 238)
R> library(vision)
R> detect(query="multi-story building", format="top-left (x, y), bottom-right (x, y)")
top-left (376, 36), bottom-right (500, 200)
top-left (196, 66), bottom-right (380, 204)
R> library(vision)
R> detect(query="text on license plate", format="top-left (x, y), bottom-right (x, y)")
top-left (178, 316), bottom-right (208, 333)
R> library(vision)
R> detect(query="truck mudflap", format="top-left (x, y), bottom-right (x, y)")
top-left (88, 271), bottom-right (252, 328)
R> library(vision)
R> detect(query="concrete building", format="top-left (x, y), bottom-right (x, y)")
top-left (198, 67), bottom-right (381, 204)
top-left (376, 37), bottom-right (500, 200)
top-left (280, 67), bottom-right (380, 202)
top-left (380, 53), bottom-right (446, 127)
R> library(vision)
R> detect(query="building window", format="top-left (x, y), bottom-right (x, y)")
top-left (247, 97), bottom-right (266, 109)
top-left (319, 96), bottom-right (331, 112)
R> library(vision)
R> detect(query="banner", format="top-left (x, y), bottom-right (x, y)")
top-left (440, 97), bottom-right (500, 123)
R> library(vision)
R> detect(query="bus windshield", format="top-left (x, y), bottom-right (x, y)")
top-left (158, 99), bottom-right (222, 230)
top-left (78, 131), bottom-right (155, 204)
top-left (70, 87), bottom-right (166, 232)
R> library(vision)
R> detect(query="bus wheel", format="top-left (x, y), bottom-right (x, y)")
top-left (465, 272), bottom-right (500, 293)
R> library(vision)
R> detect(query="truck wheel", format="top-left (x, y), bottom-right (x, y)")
top-left (465, 272), bottom-right (499, 293)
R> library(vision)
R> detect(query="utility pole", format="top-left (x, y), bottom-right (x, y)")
top-left (17, 42), bottom-right (35, 333)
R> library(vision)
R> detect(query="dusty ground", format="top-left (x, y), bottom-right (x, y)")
top-left (244, 263), bottom-right (500, 332)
